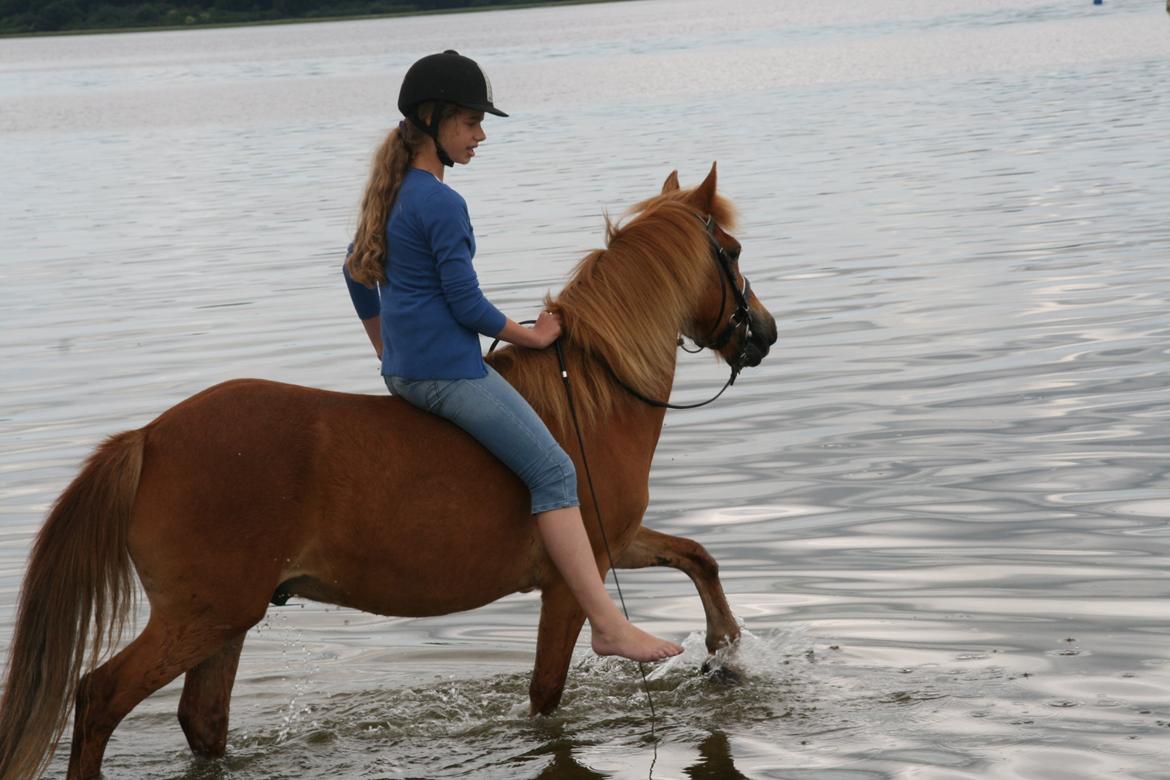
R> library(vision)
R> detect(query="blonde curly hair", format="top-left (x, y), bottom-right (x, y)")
top-left (346, 101), bottom-right (459, 286)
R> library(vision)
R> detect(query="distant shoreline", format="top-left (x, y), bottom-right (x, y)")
top-left (0, 0), bottom-right (625, 39)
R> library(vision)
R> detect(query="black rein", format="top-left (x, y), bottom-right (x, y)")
top-left (487, 213), bottom-right (753, 410)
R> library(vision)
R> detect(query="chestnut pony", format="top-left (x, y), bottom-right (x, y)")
top-left (0, 164), bottom-right (777, 780)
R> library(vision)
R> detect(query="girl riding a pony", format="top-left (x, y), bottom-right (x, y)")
top-left (342, 50), bottom-right (682, 664)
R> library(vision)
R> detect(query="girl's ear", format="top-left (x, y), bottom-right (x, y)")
top-left (415, 100), bottom-right (435, 126)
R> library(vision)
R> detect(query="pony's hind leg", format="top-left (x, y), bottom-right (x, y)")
top-left (178, 633), bottom-right (246, 757)
top-left (67, 617), bottom-right (247, 780)
top-left (529, 580), bottom-right (587, 716)
top-left (613, 527), bottom-right (740, 654)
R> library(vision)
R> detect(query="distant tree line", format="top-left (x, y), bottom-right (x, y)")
top-left (0, 0), bottom-right (572, 34)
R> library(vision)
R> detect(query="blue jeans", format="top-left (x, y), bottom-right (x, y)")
top-left (384, 366), bottom-right (579, 514)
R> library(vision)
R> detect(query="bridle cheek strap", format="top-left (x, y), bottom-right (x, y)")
top-left (692, 216), bottom-right (754, 366)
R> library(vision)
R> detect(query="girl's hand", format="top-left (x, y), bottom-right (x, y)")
top-left (495, 313), bottom-right (561, 350)
top-left (531, 310), bottom-right (562, 348)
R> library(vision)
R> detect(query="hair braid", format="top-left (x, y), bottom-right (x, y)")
top-left (347, 101), bottom-right (458, 287)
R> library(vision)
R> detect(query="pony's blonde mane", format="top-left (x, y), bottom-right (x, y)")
top-left (488, 188), bottom-right (737, 434)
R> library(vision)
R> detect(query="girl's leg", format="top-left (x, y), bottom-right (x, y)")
top-left (536, 507), bottom-right (682, 662)
top-left (388, 369), bottom-right (682, 663)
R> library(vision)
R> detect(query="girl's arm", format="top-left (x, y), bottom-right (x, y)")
top-left (361, 315), bottom-right (383, 359)
top-left (495, 310), bottom-right (561, 350)
top-left (423, 189), bottom-right (560, 350)
top-left (342, 247), bottom-right (383, 360)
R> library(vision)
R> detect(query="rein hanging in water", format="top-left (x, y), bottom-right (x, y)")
top-left (552, 338), bottom-right (659, 731)
top-left (486, 213), bottom-right (753, 732)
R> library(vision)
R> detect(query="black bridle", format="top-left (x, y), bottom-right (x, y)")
top-left (606, 214), bottom-right (755, 410)
top-left (487, 213), bottom-right (755, 410)
top-left (696, 215), bottom-right (754, 353)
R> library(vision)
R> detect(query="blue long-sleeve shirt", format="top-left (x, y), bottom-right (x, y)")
top-left (344, 168), bottom-right (507, 380)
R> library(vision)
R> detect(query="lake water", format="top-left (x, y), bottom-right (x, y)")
top-left (3, 0), bottom-right (1170, 777)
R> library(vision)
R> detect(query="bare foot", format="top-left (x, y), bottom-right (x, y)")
top-left (591, 621), bottom-right (684, 662)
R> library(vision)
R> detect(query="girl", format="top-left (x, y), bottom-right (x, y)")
top-left (343, 50), bottom-right (682, 663)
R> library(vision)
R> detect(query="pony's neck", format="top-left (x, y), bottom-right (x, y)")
top-left (499, 196), bottom-right (719, 435)
top-left (557, 337), bottom-right (674, 448)
top-left (487, 328), bottom-right (679, 445)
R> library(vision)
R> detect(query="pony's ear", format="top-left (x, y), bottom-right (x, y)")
top-left (661, 170), bottom-right (680, 193)
top-left (691, 162), bottom-right (718, 211)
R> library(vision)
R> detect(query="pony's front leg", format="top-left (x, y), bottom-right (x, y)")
top-left (613, 527), bottom-right (740, 654)
top-left (529, 580), bottom-right (587, 716)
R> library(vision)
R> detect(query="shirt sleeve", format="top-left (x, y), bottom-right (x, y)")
top-left (423, 190), bottom-right (507, 337)
top-left (342, 242), bottom-right (382, 320)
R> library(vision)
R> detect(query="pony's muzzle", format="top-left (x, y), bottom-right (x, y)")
top-left (738, 307), bottom-right (777, 368)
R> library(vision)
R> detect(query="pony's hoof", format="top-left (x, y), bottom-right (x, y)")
top-left (701, 659), bottom-right (743, 685)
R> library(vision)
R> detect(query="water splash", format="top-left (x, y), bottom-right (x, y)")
top-left (246, 608), bottom-right (323, 745)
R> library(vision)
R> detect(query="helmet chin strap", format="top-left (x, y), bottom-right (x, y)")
top-left (407, 113), bottom-right (454, 168)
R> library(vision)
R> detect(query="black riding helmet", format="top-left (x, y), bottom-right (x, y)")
top-left (398, 50), bottom-right (507, 167)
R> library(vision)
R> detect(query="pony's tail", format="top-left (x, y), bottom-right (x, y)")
top-left (0, 428), bottom-right (144, 780)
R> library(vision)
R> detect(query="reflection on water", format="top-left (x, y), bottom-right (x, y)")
top-left (3, 0), bottom-right (1170, 778)
top-left (532, 732), bottom-right (753, 780)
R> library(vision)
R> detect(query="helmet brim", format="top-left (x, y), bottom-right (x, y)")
top-left (469, 103), bottom-right (508, 118)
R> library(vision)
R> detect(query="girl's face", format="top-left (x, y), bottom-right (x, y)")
top-left (439, 109), bottom-right (487, 165)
